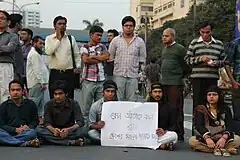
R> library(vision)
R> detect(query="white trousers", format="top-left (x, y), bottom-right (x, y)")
top-left (158, 131), bottom-right (178, 145)
top-left (0, 63), bottom-right (14, 103)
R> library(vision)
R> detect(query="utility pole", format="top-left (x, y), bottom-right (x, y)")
top-left (144, 12), bottom-right (148, 44)
top-left (193, 0), bottom-right (196, 37)
top-left (12, 0), bottom-right (16, 13)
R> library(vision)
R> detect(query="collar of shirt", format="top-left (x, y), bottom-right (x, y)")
top-left (166, 41), bottom-right (176, 48)
top-left (53, 32), bottom-right (68, 39)
top-left (7, 97), bottom-right (29, 106)
top-left (197, 36), bottom-right (216, 44)
top-left (52, 98), bottom-right (71, 108)
top-left (120, 33), bottom-right (138, 42)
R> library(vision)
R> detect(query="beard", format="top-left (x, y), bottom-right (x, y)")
top-left (35, 47), bottom-right (43, 55)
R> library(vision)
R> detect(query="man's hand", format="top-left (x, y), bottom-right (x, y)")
top-left (215, 137), bottom-right (226, 149)
top-left (232, 81), bottom-right (240, 89)
top-left (56, 29), bottom-right (63, 40)
top-left (74, 68), bottom-right (81, 74)
top-left (205, 138), bottom-right (215, 149)
top-left (200, 56), bottom-right (211, 63)
top-left (51, 128), bottom-right (61, 136)
top-left (60, 128), bottom-right (69, 138)
top-left (15, 127), bottom-right (25, 134)
top-left (156, 128), bottom-right (166, 136)
top-left (97, 121), bottom-right (105, 129)
top-left (21, 125), bottom-right (30, 131)
top-left (41, 83), bottom-right (47, 91)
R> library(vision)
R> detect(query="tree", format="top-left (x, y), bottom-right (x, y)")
top-left (146, 0), bottom-right (236, 64)
top-left (82, 19), bottom-right (104, 30)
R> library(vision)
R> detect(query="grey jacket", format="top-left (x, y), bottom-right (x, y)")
top-left (0, 31), bottom-right (18, 64)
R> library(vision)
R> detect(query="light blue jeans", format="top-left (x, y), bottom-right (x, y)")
top-left (88, 129), bottom-right (101, 144)
top-left (113, 76), bottom-right (138, 101)
top-left (81, 80), bottom-right (104, 120)
top-left (0, 128), bottom-right (37, 146)
top-left (28, 83), bottom-right (45, 117)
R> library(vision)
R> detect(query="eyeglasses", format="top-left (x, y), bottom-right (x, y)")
top-left (123, 25), bottom-right (134, 28)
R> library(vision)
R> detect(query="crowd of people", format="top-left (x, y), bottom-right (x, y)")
top-left (0, 9), bottom-right (240, 157)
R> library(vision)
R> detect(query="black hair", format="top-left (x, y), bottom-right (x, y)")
top-left (89, 25), bottom-right (104, 34)
top-left (53, 16), bottom-right (67, 26)
top-left (199, 21), bottom-right (213, 31)
top-left (50, 80), bottom-right (68, 95)
top-left (103, 80), bottom-right (118, 90)
top-left (32, 35), bottom-right (43, 43)
top-left (107, 29), bottom-right (119, 37)
top-left (121, 16), bottom-right (136, 27)
top-left (0, 10), bottom-right (11, 21)
top-left (9, 14), bottom-right (23, 28)
top-left (9, 79), bottom-right (24, 90)
top-left (205, 85), bottom-right (225, 112)
top-left (21, 28), bottom-right (33, 39)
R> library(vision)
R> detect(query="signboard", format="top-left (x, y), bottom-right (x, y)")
top-left (101, 101), bottom-right (160, 150)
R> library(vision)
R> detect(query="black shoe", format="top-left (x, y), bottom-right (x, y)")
top-left (178, 136), bottom-right (184, 143)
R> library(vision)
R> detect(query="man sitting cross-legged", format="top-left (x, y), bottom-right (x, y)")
top-left (147, 83), bottom-right (178, 151)
top-left (0, 79), bottom-right (39, 147)
top-left (36, 80), bottom-right (86, 146)
top-left (88, 80), bottom-right (118, 144)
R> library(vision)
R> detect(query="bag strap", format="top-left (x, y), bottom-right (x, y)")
top-left (68, 35), bottom-right (76, 69)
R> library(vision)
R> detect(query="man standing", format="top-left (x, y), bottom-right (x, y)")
top-left (36, 80), bottom-right (86, 146)
top-left (88, 80), bottom-right (118, 144)
top-left (45, 16), bottom-right (81, 99)
top-left (0, 10), bottom-right (18, 103)
top-left (185, 21), bottom-right (226, 118)
top-left (8, 14), bottom-right (24, 81)
top-left (27, 36), bottom-right (49, 125)
top-left (104, 29), bottom-right (119, 80)
top-left (225, 39), bottom-right (240, 123)
top-left (80, 25), bottom-right (109, 121)
top-left (109, 16), bottom-right (146, 101)
top-left (0, 80), bottom-right (39, 147)
top-left (161, 28), bottom-right (189, 142)
top-left (20, 28), bottom-right (33, 89)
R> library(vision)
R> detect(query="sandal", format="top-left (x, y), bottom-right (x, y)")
top-left (227, 148), bottom-right (238, 155)
top-left (220, 148), bottom-right (231, 157)
top-left (69, 138), bottom-right (84, 146)
top-left (158, 143), bottom-right (175, 151)
top-left (26, 138), bottom-right (40, 148)
top-left (213, 149), bottom-right (222, 156)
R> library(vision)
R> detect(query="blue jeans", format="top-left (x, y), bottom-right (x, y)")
top-left (81, 80), bottom-right (104, 120)
top-left (113, 76), bottom-right (138, 101)
top-left (28, 83), bottom-right (45, 117)
top-left (0, 128), bottom-right (37, 146)
top-left (88, 129), bottom-right (101, 144)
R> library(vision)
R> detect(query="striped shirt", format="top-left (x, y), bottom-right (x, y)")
top-left (109, 34), bottom-right (146, 78)
top-left (225, 38), bottom-right (240, 83)
top-left (185, 37), bottom-right (226, 79)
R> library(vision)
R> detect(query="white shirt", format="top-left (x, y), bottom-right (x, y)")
top-left (45, 33), bottom-right (81, 70)
top-left (27, 47), bottom-right (49, 88)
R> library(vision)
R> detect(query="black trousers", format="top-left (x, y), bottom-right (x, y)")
top-left (49, 69), bottom-right (75, 99)
top-left (192, 78), bottom-right (217, 135)
top-left (232, 88), bottom-right (240, 120)
top-left (163, 85), bottom-right (184, 138)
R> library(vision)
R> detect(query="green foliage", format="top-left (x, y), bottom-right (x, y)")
top-left (147, 0), bottom-right (236, 64)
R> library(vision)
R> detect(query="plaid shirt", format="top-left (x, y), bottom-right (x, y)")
top-left (108, 34), bottom-right (146, 78)
top-left (226, 38), bottom-right (240, 83)
top-left (80, 43), bottom-right (106, 82)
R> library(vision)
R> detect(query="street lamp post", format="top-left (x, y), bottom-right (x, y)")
top-left (0, 0), bottom-right (40, 13)
top-left (193, 0), bottom-right (197, 37)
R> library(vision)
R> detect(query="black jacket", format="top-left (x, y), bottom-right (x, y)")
top-left (0, 98), bottom-right (38, 134)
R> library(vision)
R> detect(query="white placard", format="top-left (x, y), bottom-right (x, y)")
top-left (101, 101), bottom-right (160, 149)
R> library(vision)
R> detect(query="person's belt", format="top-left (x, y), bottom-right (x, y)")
top-left (51, 69), bottom-right (73, 73)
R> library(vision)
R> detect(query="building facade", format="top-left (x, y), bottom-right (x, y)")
top-left (23, 10), bottom-right (41, 28)
top-left (152, 0), bottom-right (205, 29)
top-left (130, 0), bottom-right (155, 29)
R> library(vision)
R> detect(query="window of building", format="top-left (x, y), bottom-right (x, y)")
top-left (141, 6), bottom-right (153, 12)
top-left (136, 7), bottom-right (138, 12)
top-left (159, 7), bottom-right (162, 12)
top-left (154, 10), bottom-right (158, 14)
top-left (168, 3), bottom-right (172, 8)
top-left (163, 5), bottom-right (167, 10)
top-left (181, 0), bottom-right (184, 8)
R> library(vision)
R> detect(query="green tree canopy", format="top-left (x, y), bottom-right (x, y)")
top-left (83, 19), bottom-right (104, 30)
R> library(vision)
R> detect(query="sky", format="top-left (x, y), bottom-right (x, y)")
top-left (0, 0), bottom-right (130, 31)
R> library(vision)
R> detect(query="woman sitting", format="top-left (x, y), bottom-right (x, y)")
top-left (189, 86), bottom-right (240, 156)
